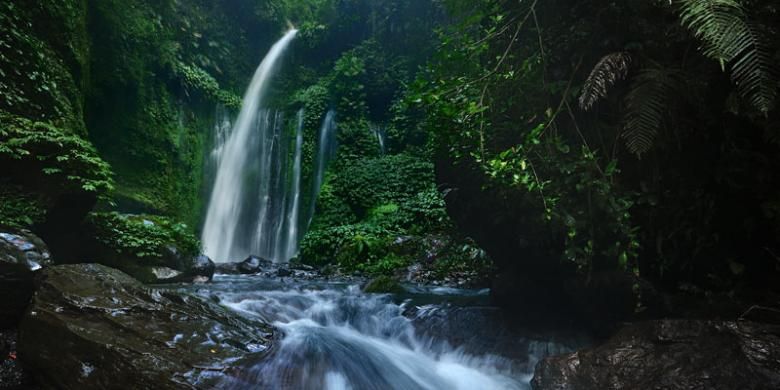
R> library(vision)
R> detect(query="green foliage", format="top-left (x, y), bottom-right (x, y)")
top-left (308, 182), bottom-right (358, 230)
top-left (622, 67), bottom-right (685, 157)
top-left (579, 52), bottom-right (632, 111)
top-left (0, 112), bottom-right (114, 196)
top-left (678, 0), bottom-right (777, 113)
top-left (331, 154), bottom-right (435, 214)
top-left (0, 1), bottom-right (87, 135)
top-left (86, 212), bottom-right (200, 261)
top-left (299, 223), bottom-right (394, 268)
top-left (0, 184), bottom-right (46, 229)
top-left (175, 62), bottom-right (241, 109)
top-left (413, 0), bottom-right (644, 275)
top-left (430, 238), bottom-right (493, 279)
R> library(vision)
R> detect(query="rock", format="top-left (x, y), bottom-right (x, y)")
top-left (276, 267), bottom-right (292, 277)
top-left (363, 276), bottom-right (404, 294)
top-left (532, 319), bottom-right (780, 390)
top-left (214, 262), bottom-right (240, 275)
top-left (187, 254), bottom-right (216, 281)
top-left (290, 263), bottom-right (315, 272)
top-left (151, 266), bottom-right (183, 280)
top-left (237, 255), bottom-right (271, 274)
top-left (0, 230), bottom-right (52, 328)
top-left (18, 264), bottom-right (274, 389)
top-left (151, 254), bottom-right (216, 284)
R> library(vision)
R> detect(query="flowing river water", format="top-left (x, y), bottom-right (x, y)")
top-left (178, 275), bottom-right (587, 390)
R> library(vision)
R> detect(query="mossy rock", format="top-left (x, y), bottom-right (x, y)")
top-left (80, 212), bottom-right (209, 283)
top-left (363, 275), bottom-right (404, 294)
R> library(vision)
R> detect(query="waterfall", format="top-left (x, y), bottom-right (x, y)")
top-left (371, 123), bottom-right (387, 155)
top-left (201, 30), bottom-right (298, 263)
top-left (307, 110), bottom-right (338, 229)
top-left (283, 109), bottom-right (305, 262)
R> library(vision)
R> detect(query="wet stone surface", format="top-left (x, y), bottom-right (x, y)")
top-left (0, 230), bottom-right (52, 328)
top-left (18, 264), bottom-right (274, 389)
top-left (532, 319), bottom-right (780, 390)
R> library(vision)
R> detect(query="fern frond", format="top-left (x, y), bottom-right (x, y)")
top-left (679, 0), bottom-right (777, 113)
top-left (579, 52), bottom-right (632, 111)
top-left (622, 68), bottom-right (684, 157)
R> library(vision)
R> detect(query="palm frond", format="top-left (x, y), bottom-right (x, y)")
top-left (622, 67), bottom-right (684, 157)
top-left (579, 52), bottom-right (632, 111)
top-left (679, 0), bottom-right (777, 113)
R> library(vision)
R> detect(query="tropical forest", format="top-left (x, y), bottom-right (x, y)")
top-left (1, 0), bottom-right (779, 388)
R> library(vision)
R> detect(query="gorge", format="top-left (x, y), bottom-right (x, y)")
top-left (1, 0), bottom-right (780, 389)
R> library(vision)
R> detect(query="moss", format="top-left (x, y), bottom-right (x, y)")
top-left (363, 276), bottom-right (404, 294)
top-left (0, 2), bottom-right (88, 136)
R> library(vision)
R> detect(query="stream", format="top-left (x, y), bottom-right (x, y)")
top-left (178, 275), bottom-right (587, 390)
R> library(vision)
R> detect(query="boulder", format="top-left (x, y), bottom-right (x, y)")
top-left (237, 255), bottom-right (270, 274)
top-left (532, 319), bottom-right (780, 390)
top-left (187, 254), bottom-right (216, 281)
top-left (18, 264), bottom-right (274, 389)
top-left (0, 230), bottom-right (52, 328)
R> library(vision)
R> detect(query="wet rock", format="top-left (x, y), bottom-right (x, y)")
top-left (188, 254), bottom-right (216, 281)
top-left (276, 267), bottom-right (292, 277)
top-left (363, 276), bottom-right (404, 294)
top-left (151, 254), bottom-right (216, 284)
top-left (0, 230), bottom-right (52, 328)
top-left (151, 266), bottom-right (183, 280)
top-left (238, 255), bottom-right (271, 274)
top-left (290, 262), bottom-right (315, 272)
top-left (532, 320), bottom-right (780, 390)
top-left (18, 264), bottom-right (274, 389)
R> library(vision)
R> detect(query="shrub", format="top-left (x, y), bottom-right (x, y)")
top-left (85, 212), bottom-right (200, 262)
top-left (331, 154), bottom-right (435, 215)
top-left (0, 112), bottom-right (114, 197)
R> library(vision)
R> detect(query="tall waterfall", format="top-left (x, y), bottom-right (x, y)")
top-left (201, 30), bottom-right (299, 263)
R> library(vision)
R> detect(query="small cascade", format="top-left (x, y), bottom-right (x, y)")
top-left (182, 276), bottom-right (587, 390)
top-left (371, 123), bottom-right (387, 154)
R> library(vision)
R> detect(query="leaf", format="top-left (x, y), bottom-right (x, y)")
top-left (579, 52), bottom-right (632, 111)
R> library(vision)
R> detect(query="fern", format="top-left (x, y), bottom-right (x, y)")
top-left (678, 0), bottom-right (777, 113)
top-left (579, 52), bottom-right (632, 111)
top-left (622, 68), bottom-right (684, 157)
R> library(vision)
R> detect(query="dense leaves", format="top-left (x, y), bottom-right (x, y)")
top-left (85, 212), bottom-right (200, 261)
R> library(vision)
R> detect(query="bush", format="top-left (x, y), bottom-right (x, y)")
top-left (331, 153), bottom-right (435, 215)
top-left (299, 223), bottom-right (394, 268)
top-left (0, 184), bottom-right (46, 229)
top-left (85, 212), bottom-right (200, 262)
top-left (0, 112), bottom-right (114, 197)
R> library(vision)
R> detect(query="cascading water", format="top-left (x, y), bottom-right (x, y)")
top-left (202, 30), bottom-right (304, 263)
top-left (178, 276), bottom-right (585, 390)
